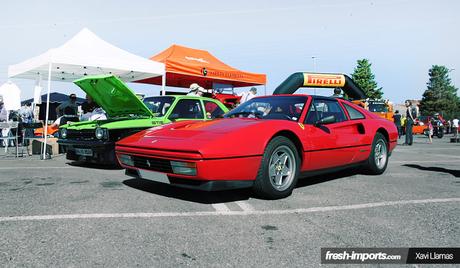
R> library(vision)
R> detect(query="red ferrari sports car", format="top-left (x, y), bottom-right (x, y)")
top-left (115, 73), bottom-right (398, 199)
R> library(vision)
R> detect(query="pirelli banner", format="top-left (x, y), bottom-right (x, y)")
top-left (273, 72), bottom-right (366, 100)
top-left (302, 73), bottom-right (346, 88)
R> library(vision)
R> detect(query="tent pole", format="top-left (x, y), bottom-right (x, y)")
top-left (33, 74), bottom-right (42, 120)
top-left (42, 63), bottom-right (52, 160)
top-left (161, 73), bottom-right (166, 96)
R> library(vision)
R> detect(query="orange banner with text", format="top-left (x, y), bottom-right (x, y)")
top-left (302, 73), bottom-right (346, 87)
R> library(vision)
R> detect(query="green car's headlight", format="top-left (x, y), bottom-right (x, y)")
top-left (95, 128), bottom-right (108, 140)
top-left (60, 128), bottom-right (67, 139)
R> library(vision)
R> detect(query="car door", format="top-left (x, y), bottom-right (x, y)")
top-left (302, 97), bottom-right (361, 171)
top-left (340, 102), bottom-right (373, 163)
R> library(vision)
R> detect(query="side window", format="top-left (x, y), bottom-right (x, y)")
top-left (170, 99), bottom-right (203, 119)
top-left (304, 99), bottom-right (347, 124)
top-left (343, 103), bottom-right (366, 120)
top-left (204, 101), bottom-right (225, 119)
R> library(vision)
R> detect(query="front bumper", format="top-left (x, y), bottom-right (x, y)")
top-left (116, 147), bottom-right (261, 191)
top-left (58, 139), bottom-right (116, 164)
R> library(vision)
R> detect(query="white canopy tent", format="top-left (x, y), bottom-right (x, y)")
top-left (8, 28), bottom-right (165, 159)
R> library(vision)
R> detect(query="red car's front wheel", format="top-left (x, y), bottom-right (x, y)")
top-left (253, 136), bottom-right (300, 199)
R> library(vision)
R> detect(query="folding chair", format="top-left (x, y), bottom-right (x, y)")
top-left (0, 121), bottom-right (19, 157)
top-left (19, 122), bottom-right (43, 156)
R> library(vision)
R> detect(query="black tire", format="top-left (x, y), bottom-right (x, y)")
top-left (437, 129), bottom-right (444, 138)
top-left (253, 136), bottom-right (300, 199)
top-left (65, 150), bottom-right (78, 161)
top-left (364, 132), bottom-right (389, 175)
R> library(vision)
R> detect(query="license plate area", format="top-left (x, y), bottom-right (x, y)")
top-left (138, 169), bottom-right (170, 184)
top-left (75, 148), bottom-right (93, 156)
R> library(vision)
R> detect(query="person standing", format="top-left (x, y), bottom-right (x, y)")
top-left (428, 119), bottom-right (433, 144)
top-left (392, 110), bottom-right (402, 139)
top-left (239, 87), bottom-right (257, 104)
top-left (331, 88), bottom-right (342, 97)
top-left (453, 117), bottom-right (459, 140)
top-left (0, 96), bottom-right (10, 147)
top-left (404, 100), bottom-right (416, 145)
top-left (18, 102), bottom-right (34, 123)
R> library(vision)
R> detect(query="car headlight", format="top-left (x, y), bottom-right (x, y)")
top-left (60, 128), bottom-right (67, 139)
top-left (170, 161), bottom-right (197, 176)
top-left (95, 128), bottom-right (108, 140)
top-left (119, 154), bottom-right (134, 166)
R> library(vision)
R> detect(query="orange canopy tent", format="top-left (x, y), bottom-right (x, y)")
top-left (137, 45), bottom-right (266, 92)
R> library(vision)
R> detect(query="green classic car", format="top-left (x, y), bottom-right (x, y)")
top-left (58, 75), bottom-right (229, 165)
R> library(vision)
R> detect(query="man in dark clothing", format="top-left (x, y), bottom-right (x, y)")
top-left (393, 110), bottom-right (402, 139)
top-left (81, 94), bottom-right (96, 114)
top-left (404, 100), bottom-right (417, 145)
top-left (56, 93), bottom-right (78, 117)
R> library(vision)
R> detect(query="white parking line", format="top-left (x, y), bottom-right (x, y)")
top-left (211, 203), bottom-right (231, 212)
top-left (392, 160), bottom-right (460, 164)
top-left (235, 201), bottom-right (255, 212)
top-left (1, 197), bottom-right (458, 222)
top-left (430, 153), bottom-right (460, 159)
top-left (0, 166), bottom-right (78, 170)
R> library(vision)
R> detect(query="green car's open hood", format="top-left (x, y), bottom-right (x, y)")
top-left (74, 75), bottom-right (154, 118)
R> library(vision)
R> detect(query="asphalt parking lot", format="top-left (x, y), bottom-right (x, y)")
top-left (0, 135), bottom-right (459, 267)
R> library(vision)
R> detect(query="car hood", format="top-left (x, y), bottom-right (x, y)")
top-left (74, 75), bottom-right (153, 118)
top-left (117, 118), bottom-right (295, 158)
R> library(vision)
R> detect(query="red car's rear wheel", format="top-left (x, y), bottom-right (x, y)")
top-left (364, 132), bottom-right (388, 175)
top-left (253, 136), bottom-right (300, 199)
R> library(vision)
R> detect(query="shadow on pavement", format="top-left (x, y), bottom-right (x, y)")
top-left (123, 168), bottom-right (361, 202)
top-left (403, 164), bottom-right (460, 178)
top-left (123, 178), bottom-right (252, 204)
top-left (296, 168), bottom-right (360, 188)
top-left (66, 161), bottom-right (123, 170)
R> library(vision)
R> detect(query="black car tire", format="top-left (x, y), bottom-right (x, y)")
top-left (253, 136), bottom-right (300, 199)
top-left (364, 132), bottom-right (388, 175)
top-left (437, 128), bottom-right (444, 138)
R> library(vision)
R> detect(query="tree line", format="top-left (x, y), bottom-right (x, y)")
top-left (350, 59), bottom-right (459, 119)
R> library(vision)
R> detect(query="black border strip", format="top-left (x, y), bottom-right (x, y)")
top-left (304, 143), bottom-right (372, 153)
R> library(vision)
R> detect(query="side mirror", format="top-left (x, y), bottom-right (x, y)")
top-left (168, 113), bottom-right (179, 121)
top-left (315, 115), bottom-right (336, 126)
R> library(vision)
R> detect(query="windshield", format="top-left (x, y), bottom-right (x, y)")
top-left (368, 102), bottom-right (387, 112)
top-left (143, 96), bottom-right (175, 117)
top-left (225, 96), bottom-right (308, 121)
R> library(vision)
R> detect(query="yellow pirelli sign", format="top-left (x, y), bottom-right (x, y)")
top-left (303, 73), bottom-right (346, 87)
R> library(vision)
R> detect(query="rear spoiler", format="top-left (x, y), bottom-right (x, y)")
top-left (273, 72), bottom-right (366, 100)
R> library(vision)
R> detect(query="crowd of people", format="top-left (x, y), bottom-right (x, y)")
top-left (0, 92), bottom-right (108, 147)
top-left (393, 99), bottom-right (459, 145)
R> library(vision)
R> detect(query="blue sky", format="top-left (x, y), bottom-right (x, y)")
top-left (1, 0), bottom-right (458, 103)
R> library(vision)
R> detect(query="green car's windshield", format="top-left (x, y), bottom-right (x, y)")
top-left (225, 96), bottom-right (307, 121)
top-left (143, 96), bottom-right (176, 117)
